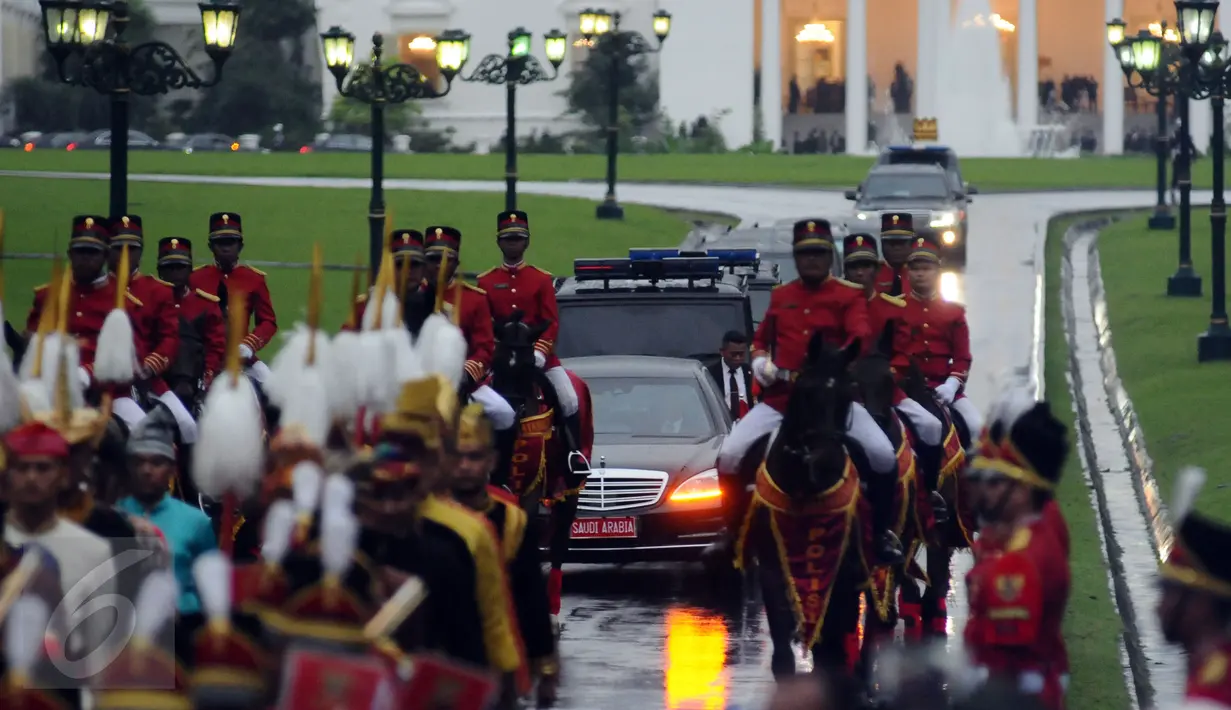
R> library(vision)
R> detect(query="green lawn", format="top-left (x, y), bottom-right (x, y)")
top-left (0, 149), bottom-right (1209, 191)
top-left (1098, 210), bottom-right (1231, 513)
top-left (0, 176), bottom-right (695, 341)
top-left (1044, 213), bottom-right (1134, 710)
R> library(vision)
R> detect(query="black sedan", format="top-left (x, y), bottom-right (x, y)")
top-left (554, 355), bottom-right (731, 563)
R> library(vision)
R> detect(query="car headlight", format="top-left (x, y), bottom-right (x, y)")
top-left (930, 211), bottom-right (956, 228)
top-left (856, 212), bottom-right (869, 221)
top-left (942, 230), bottom-right (957, 244)
top-left (669, 469), bottom-right (721, 503)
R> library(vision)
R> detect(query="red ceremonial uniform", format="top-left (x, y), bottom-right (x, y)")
top-left (189, 263), bottom-right (277, 356)
top-left (477, 263), bottom-right (559, 367)
top-left (867, 291), bottom-right (906, 353)
top-left (965, 520), bottom-right (1070, 710)
top-left (425, 225), bottom-right (496, 383)
top-left (891, 291), bottom-right (971, 387)
top-left (127, 273), bottom-right (178, 387)
top-left (875, 261), bottom-right (911, 294)
top-left (174, 288), bottom-right (227, 385)
top-left (752, 220), bottom-right (871, 412)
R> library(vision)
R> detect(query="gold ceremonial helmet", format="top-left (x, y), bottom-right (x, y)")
top-left (456, 403), bottom-right (493, 450)
top-left (380, 375), bottom-right (458, 450)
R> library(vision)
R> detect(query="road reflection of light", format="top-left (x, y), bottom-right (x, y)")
top-left (664, 608), bottom-right (728, 710)
top-left (939, 271), bottom-right (964, 304)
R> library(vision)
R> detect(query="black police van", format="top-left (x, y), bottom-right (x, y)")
top-left (554, 249), bottom-right (762, 369)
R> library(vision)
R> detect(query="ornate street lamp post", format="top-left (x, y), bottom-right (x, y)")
top-left (579, 8), bottom-right (671, 220)
top-left (321, 27), bottom-right (469, 276)
top-left (39, 0), bottom-right (241, 218)
top-left (1112, 22), bottom-right (1203, 296)
top-left (460, 28), bottom-right (568, 211)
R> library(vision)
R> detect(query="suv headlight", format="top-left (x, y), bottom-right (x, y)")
top-left (856, 212), bottom-right (869, 221)
top-left (930, 211), bottom-right (957, 228)
top-left (669, 469), bottom-right (721, 503)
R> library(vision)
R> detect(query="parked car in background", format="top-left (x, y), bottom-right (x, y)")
top-left (178, 133), bottom-right (240, 153)
top-left (75, 129), bottom-right (161, 150)
top-left (0, 134), bottom-right (21, 149)
top-left (300, 133), bottom-right (373, 153)
top-left (24, 132), bottom-right (90, 150)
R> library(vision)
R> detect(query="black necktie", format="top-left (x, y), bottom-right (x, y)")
top-left (891, 270), bottom-right (903, 297)
top-left (728, 368), bottom-right (741, 420)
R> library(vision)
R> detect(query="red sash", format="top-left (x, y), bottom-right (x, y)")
top-left (869, 419), bottom-right (927, 622)
top-left (510, 408), bottom-right (553, 496)
top-left (738, 460), bottom-right (872, 648)
top-left (937, 422), bottom-right (975, 549)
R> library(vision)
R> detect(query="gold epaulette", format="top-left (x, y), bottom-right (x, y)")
top-left (152, 276), bottom-right (174, 287)
top-left (835, 277), bottom-right (862, 289)
top-left (1006, 527), bottom-right (1032, 553)
top-left (527, 264), bottom-right (553, 278)
top-left (194, 288), bottom-right (220, 303)
top-left (193, 263), bottom-right (211, 271)
top-left (125, 292), bottom-right (144, 307)
top-left (476, 267), bottom-right (497, 280)
top-left (462, 282), bottom-right (486, 295)
top-left (878, 293), bottom-right (906, 307)
top-left (33, 283), bottom-right (48, 292)
top-left (240, 264), bottom-right (267, 277)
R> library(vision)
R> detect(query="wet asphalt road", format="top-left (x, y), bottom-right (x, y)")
top-left (1, 171), bottom-right (1195, 708)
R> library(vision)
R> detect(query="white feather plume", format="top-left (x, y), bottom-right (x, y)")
top-left (291, 461), bottom-right (324, 518)
top-left (320, 508), bottom-right (358, 579)
top-left (17, 381), bottom-right (50, 416)
top-left (265, 325), bottom-right (311, 407)
top-left (17, 332), bottom-right (48, 383)
top-left (260, 500), bottom-right (296, 565)
top-left (357, 330), bottom-right (391, 410)
top-left (326, 330), bottom-right (362, 420)
top-left (193, 374), bottom-right (265, 498)
top-left (322, 474), bottom-right (355, 519)
top-left (417, 313), bottom-right (468, 388)
top-left (1172, 466), bottom-right (1207, 522)
top-left (93, 309), bottom-right (136, 385)
top-left (387, 328), bottom-right (424, 385)
top-left (278, 366), bottom-right (330, 446)
top-left (192, 551), bottom-right (232, 622)
top-left (133, 570), bottom-right (179, 642)
top-left (23, 334), bottom-right (84, 410)
top-left (5, 595), bottom-right (49, 675)
top-left (359, 289), bottom-right (379, 332)
top-left (0, 347), bottom-right (23, 433)
top-left (377, 290), bottom-right (401, 333)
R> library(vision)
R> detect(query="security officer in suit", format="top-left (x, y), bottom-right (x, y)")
top-left (876, 212), bottom-right (916, 296)
top-left (1157, 467), bottom-right (1231, 710)
top-left (964, 390), bottom-right (1071, 710)
top-left (188, 212), bottom-right (279, 385)
top-left (707, 330), bottom-right (753, 421)
top-left (890, 229), bottom-right (981, 439)
top-left (477, 211), bottom-right (583, 455)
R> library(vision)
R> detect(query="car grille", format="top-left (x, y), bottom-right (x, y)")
top-left (577, 468), bottom-right (669, 512)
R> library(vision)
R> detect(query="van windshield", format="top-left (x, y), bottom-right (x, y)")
top-left (556, 299), bottom-right (748, 361)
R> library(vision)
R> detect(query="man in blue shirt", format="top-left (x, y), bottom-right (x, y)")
top-left (116, 408), bottom-right (216, 616)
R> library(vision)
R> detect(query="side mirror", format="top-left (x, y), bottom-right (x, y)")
top-left (965, 183), bottom-right (978, 195)
top-left (844, 189), bottom-right (857, 200)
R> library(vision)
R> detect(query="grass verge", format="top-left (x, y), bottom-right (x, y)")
top-left (0, 176), bottom-right (699, 350)
top-left (0, 150), bottom-right (1213, 191)
top-left (1044, 213), bottom-right (1134, 710)
top-left (1098, 209), bottom-right (1231, 513)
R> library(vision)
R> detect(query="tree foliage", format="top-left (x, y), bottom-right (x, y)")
top-left (182, 0), bottom-right (321, 145)
top-left (560, 38), bottom-right (660, 152)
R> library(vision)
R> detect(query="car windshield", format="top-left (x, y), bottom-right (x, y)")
top-left (863, 174), bottom-right (950, 200)
top-left (589, 376), bottom-right (716, 441)
top-left (556, 300), bottom-right (746, 361)
top-left (749, 288), bottom-right (772, 324)
top-left (763, 254), bottom-right (797, 282)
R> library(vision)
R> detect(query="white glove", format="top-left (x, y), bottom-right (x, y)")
top-left (935, 376), bottom-right (961, 404)
top-left (534, 350), bottom-right (546, 369)
top-left (239, 344), bottom-right (254, 361)
top-left (77, 366), bottom-right (91, 389)
top-left (751, 356), bottom-right (777, 386)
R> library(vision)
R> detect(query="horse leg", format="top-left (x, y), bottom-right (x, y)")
top-left (750, 508), bottom-right (798, 679)
top-left (920, 544), bottom-right (953, 638)
top-left (491, 425), bottom-right (520, 490)
top-left (898, 577), bottom-right (925, 644)
top-left (809, 574), bottom-right (863, 706)
top-left (545, 494), bottom-right (579, 629)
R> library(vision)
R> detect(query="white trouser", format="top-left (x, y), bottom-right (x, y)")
top-left (717, 401), bottom-right (897, 476)
top-left (544, 366), bottom-right (579, 416)
top-left (246, 360), bottom-right (272, 385)
top-left (895, 397), bottom-right (943, 446)
top-left (471, 384), bottom-right (516, 431)
top-left (157, 390), bottom-right (199, 444)
top-left (113, 397), bottom-right (148, 430)
top-left (951, 397), bottom-right (983, 441)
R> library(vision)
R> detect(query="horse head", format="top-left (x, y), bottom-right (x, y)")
top-left (771, 333), bottom-right (860, 496)
top-left (897, 357), bottom-right (946, 423)
top-left (491, 312), bottom-right (550, 414)
top-left (851, 351), bottom-right (898, 430)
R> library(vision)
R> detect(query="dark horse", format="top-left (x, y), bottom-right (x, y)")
top-left (896, 359), bottom-right (974, 640)
top-left (735, 335), bottom-right (879, 696)
top-left (486, 313), bottom-right (592, 622)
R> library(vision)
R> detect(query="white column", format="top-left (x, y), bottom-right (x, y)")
top-left (845, 0), bottom-right (868, 153)
top-left (1102, 0), bottom-right (1125, 154)
top-left (1016, 0), bottom-right (1038, 128)
top-left (761, 0), bottom-right (783, 150)
top-left (917, 0), bottom-right (936, 117)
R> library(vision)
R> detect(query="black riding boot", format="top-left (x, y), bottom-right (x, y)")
top-left (562, 412), bottom-right (584, 454)
top-left (491, 426), bottom-right (519, 490)
top-left (868, 472), bottom-right (905, 565)
top-left (702, 473), bottom-right (750, 566)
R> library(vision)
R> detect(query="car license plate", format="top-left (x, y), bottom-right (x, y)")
top-left (570, 517), bottom-right (637, 539)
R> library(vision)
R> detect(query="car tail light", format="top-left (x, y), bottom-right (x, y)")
top-left (299, 146), bottom-right (311, 154)
top-left (66, 143), bottom-right (76, 151)
top-left (231, 142), bottom-right (239, 151)
top-left (669, 469), bottom-right (721, 503)
top-left (23, 143), bottom-right (33, 152)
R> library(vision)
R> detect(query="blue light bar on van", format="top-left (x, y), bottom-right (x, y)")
top-left (887, 144), bottom-right (949, 151)
top-left (704, 248), bottom-right (760, 267)
top-left (574, 256), bottom-right (722, 281)
top-left (628, 248), bottom-right (680, 260)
